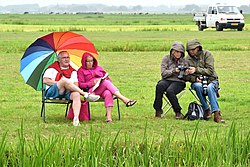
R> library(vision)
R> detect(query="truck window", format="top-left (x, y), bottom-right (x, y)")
top-left (213, 7), bottom-right (217, 14)
top-left (218, 6), bottom-right (240, 14)
top-left (208, 7), bottom-right (213, 14)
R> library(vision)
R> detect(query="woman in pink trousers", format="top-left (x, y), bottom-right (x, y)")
top-left (77, 52), bottom-right (136, 122)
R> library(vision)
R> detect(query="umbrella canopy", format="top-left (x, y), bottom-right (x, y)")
top-left (20, 31), bottom-right (98, 91)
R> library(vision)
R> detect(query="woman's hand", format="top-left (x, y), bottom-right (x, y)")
top-left (92, 79), bottom-right (99, 86)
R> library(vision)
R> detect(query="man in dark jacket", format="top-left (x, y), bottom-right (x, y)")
top-left (153, 42), bottom-right (187, 119)
top-left (185, 39), bottom-right (225, 123)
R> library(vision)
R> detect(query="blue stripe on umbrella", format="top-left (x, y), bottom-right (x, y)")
top-left (20, 52), bottom-right (54, 82)
top-left (20, 50), bottom-right (54, 71)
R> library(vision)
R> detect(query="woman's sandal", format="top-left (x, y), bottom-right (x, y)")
top-left (126, 100), bottom-right (137, 107)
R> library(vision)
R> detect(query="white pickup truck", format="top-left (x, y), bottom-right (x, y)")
top-left (193, 3), bottom-right (245, 31)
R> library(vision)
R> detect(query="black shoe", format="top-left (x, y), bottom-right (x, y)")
top-left (155, 109), bottom-right (163, 118)
top-left (175, 112), bottom-right (184, 120)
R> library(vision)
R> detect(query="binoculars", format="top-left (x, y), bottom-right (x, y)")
top-left (177, 66), bottom-right (189, 79)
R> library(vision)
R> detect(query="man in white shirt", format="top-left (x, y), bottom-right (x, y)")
top-left (43, 51), bottom-right (100, 126)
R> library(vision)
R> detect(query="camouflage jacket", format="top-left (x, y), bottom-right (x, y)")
top-left (184, 50), bottom-right (218, 83)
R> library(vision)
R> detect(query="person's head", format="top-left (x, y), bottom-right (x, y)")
top-left (170, 42), bottom-right (185, 60)
top-left (57, 51), bottom-right (70, 68)
top-left (186, 39), bottom-right (202, 57)
top-left (86, 55), bottom-right (94, 69)
top-left (81, 52), bottom-right (98, 69)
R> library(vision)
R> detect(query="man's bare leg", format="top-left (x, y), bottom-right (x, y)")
top-left (57, 77), bottom-right (100, 102)
top-left (70, 92), bottom-right (81, 126)
top-left (57, 78), bottom-right (86, 96)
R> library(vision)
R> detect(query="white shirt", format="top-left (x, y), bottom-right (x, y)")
top-left (43, 68), bottom-right (78, 90)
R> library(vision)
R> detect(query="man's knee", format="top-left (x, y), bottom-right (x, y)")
top-left (207, 83), bottom-right (216, 93)
top-left (70, 92), bottom-right (81, 100)
top-left (192, 82), bottom-right (202, 90)
top-left (59, 77), bottom-right (71, 86)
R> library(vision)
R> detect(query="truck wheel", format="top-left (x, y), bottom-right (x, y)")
top-left (198, 25), bottom-right (204, 31)
top-left (197, 22), bottom-right (204, 31)
top-left (237, 27), bottom-right (243, 31)
top-left (216, 23), bottom-right (223, 31)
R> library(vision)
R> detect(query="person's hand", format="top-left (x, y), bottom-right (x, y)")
top-left (196, 77), bottom-right (202, 82)
top-left (187, 67), bottom-right (196, 74)
top-left (175, 68), bottom-right (180, 73)
top-left (184, 69), bottom-right (189, 75)
top-left (92, 79), bottom-right (99, 86)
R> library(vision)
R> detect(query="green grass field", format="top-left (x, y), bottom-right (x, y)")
top-left (0, 14), bottom-right (249, 166)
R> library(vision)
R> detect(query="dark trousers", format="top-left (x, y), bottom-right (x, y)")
top-left (153, 79), bottom-right (186, 113)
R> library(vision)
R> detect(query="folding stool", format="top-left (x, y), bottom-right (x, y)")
top-left (161, 88), bottom-right (186, 117)
top-left (188, 87), bottom-right (211, 105)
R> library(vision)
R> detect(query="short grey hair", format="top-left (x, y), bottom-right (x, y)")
top-left (56, 51), bottom-right (68, 59)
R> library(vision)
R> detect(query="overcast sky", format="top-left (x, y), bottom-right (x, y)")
top-left (1, 0), bottom-right (249, 7)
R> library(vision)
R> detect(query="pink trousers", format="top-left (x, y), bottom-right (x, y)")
top-left (91, 80), bottom-right (118, 107)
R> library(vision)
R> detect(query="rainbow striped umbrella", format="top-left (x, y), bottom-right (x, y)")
top-left (20, 31), bottom-right (98, 91)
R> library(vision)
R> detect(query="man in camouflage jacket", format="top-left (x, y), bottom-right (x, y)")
top-left (185, 39), bottom-right (225, 123)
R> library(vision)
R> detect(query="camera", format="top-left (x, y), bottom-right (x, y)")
top-left (199, 75), bottom-right (208, 95)
top-left (177, 66), bottom-right (189, 79)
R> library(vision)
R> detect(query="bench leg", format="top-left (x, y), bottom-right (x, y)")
top-left (41, 102), bottom-right (44, 117)
top-left (41, 102), bottom-right (46, 123)
top-left (87, 102), bottom-right (91, 120)
top-left (116, 98), bottom-right (120, 120)
top-left (65, 103), bottom-right (70, 117)
top-left (43, 104), bottom-right (46, 123)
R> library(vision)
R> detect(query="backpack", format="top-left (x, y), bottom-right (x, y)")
top-left (184, 101), bottom-right (204, 120)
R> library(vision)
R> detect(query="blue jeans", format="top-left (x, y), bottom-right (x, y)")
top-left (45, 83), bottom-right (71, 100)
top-left (191, 81), bottom-right (219, 113)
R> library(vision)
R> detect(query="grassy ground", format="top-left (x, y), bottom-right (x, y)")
top-left (1, 31), bottom-right (249, 139)
top-left (0, 14), bottom-right (249, 165)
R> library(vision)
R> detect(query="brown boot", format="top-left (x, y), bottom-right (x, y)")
top-left (214, 111), bottom-right (225, 123)
top-left (155, 109), bottom-right (163, 118)
top-left (175, 111), bottom-right (184, 120)
top-left (204, 109), bottom-right (212, 120)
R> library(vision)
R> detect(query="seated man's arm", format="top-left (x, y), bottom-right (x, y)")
top-left (43, 68), bottom-right (58, 86)
top-left (43, 77), bottom-right (57, 86)
top-left (74, 82), bottom-right (79, 87)
top-left (71, 71), bottom-right (79, 87)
